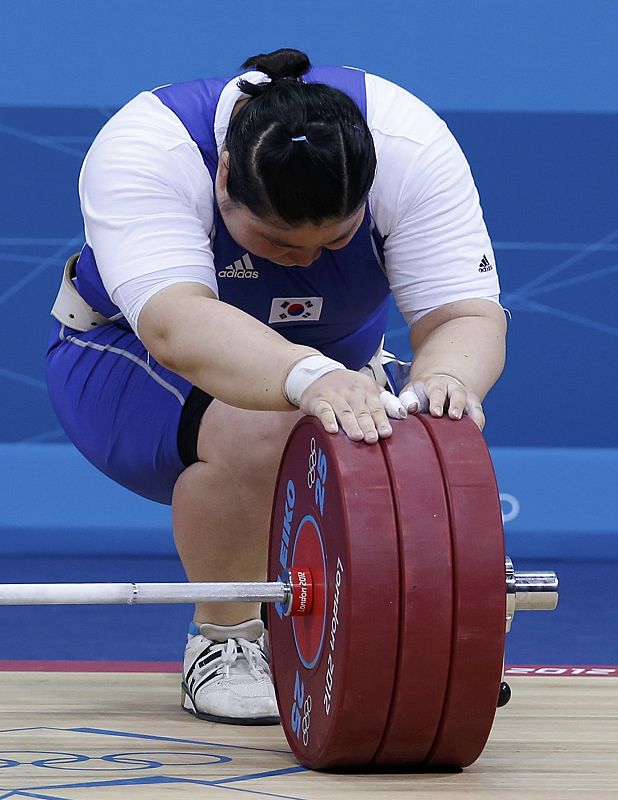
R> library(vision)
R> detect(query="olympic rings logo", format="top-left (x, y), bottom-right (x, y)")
top-left (301, 694), bottom-right (313, 746)
top-left (307, 437), bottom-right (317, 488)
top-left (0, 750), bottom-right (229, 771)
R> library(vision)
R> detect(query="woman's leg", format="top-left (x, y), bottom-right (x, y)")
top-left (172, 400), bottom-right (303, 625)
top-left (173, 402), bottom-right (303, 723)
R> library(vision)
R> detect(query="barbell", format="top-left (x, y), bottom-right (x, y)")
top-left (0, 414), bottom-right (558, 771)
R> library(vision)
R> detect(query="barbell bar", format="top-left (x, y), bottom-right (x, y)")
top-left (0, 562), bottom-right (557, 624)
top-left (0, 580), bottom-right (291, 607)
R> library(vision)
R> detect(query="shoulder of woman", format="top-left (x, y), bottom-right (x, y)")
top-left (365, 72), bottom-right (445, 148)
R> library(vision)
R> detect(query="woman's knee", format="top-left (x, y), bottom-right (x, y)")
top-left (196, 401), bottom-right (302, 487)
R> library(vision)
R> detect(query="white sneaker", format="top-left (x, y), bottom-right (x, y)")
top-left (181, 619), bottom-right (280, 725)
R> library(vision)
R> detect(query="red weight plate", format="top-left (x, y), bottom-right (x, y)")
top-left (268, 416), bottom-right (400, 770)
top-left (418, 415), bottom-right (505, 768)
top-left (373, 415), bottom-right (453, 765)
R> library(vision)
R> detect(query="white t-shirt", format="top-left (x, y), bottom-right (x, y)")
top-left (79, 71), bottom-right (500, 332)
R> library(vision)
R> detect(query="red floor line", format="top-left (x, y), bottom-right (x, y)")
top-left (0, 660), bottom-right (616, 675)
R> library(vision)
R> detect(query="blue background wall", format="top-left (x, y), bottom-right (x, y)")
top-left (2, 0), bottom-right (618, 112)
top-left (1, 1), bottom-right (617, 662)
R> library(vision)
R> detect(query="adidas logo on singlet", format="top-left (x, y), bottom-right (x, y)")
top-left (218, 253), bottom-right (259, 279)
top-left (478, 254), bottom-right (493, 273)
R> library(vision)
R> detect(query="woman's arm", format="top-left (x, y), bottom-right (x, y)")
top-left (366, 79), bottom-right (506, 427)
top-left (138, 281), bottom-right (394, 442)
top-left (138, 282), bottom-right (318, 410)
top-left (401, 297), bottom-right (507, 428)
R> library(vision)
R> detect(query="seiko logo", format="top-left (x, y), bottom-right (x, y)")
top-left (218, 253), bottom-right (259, 279)
top-left (478, 254), bottom-right (493, 273)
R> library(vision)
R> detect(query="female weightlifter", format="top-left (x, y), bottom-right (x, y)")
top-left (47, 48), bottom-right (506, 725)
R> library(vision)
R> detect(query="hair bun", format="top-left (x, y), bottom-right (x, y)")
top-left (241, 48), bottom-right (311, 82)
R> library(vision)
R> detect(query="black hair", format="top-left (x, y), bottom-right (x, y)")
top-left (224, 48), bottom-right (376, 226)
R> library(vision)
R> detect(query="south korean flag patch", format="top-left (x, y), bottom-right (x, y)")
top-left (269, 297), bottom-right (324, 323)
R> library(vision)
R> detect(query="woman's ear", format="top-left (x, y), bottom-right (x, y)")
top-left (216, 150), bottom-right (230, 194)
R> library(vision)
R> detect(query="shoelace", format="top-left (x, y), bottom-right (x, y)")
top-left (196, 636), bottom-right (269, 683)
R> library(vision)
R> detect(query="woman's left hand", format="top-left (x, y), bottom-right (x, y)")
top-left (398, 374), bottom-right (485, 430)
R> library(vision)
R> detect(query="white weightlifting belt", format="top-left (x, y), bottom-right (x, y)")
top-left (51, 254), bottom-right (116, 331)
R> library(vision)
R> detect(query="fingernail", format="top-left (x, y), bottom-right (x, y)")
top-left (433, 406), bottom-right (443, 416)
top-left (379, 425), bottom-right (392, 435)
top-left (451, 409), bottom-right (461, 419)
top-left (397, 406), bottom-right (408, 419)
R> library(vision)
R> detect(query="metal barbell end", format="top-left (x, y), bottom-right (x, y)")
top-left (505, 556), bottom-right (559, 632)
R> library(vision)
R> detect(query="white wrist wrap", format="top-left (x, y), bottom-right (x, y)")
top-left (284, 355), bottom-right (346, 406)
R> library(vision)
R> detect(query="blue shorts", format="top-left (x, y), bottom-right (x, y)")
top-left (46, 320), bottom-right (213, 505)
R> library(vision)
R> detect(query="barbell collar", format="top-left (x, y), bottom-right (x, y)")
top-left (514, 571), bottom-right (559, 611)
top-left (505, 556), bottom-right (559, 632)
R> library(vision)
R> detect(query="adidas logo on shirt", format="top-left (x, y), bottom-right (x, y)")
top-left (218, 253), bottom-right (259, 279)
top-left (478, 254), bottom-right (493, 273)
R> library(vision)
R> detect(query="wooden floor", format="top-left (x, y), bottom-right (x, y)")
top-left (0, 672), bottom-right (616, 799)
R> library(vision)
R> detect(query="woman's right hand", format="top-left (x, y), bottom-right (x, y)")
top-left (299, 369), bottom-right (396, 444)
